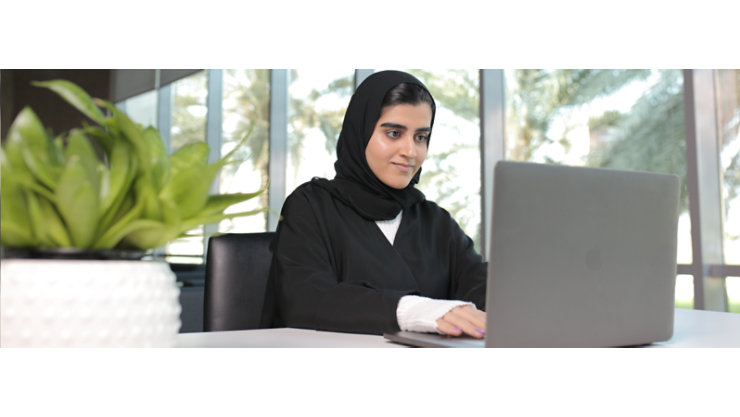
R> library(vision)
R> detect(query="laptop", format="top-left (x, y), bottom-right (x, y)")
top-left (384, 161), bottom-right (681, 347)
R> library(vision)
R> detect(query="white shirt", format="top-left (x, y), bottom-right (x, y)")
top-left (375, 211), bottom-right (473, 333)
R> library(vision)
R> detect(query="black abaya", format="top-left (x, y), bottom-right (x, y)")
top-left (270, 182), bottom-right (486, 335)
top-left (267, 70), bottom-right (487, 335)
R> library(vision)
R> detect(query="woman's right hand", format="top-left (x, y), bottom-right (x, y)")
top-left (436, 305), bottom-right (486, 338)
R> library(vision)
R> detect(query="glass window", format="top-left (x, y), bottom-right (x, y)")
top-left (166, 71), bottom-right (209, 262)
top-left (117, 90), bottom-right (157, 128)
top-left (675, 274), bottom-right (694, 309)
top-left (218, 69), bottom-right (271, 233)
top-left (406, 69), bottom-right (482, 252)
top-left (727, 276), bottom-right (740, 313)
top-left (170, 70), bottom-right (208, 152)
top-left (505, 69), bottom-right (691, 264)
top-left (716, 69), bottom-right (740, 265)
top-left (286, 69), bottom-right (354, 195)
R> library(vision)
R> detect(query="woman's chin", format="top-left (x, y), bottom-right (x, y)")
top-left (386, 180), bottom-right (412, 190)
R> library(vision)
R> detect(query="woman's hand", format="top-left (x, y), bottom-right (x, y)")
top-left (436, 305), bottom-right (486, 338)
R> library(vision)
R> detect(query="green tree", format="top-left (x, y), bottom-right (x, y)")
top-left (171, 71), bottom-right (208, 151)
top-left (588, 70), bottom-right (688, 210)
top-left (408, 69), bottom-right (482, 249)
top-left (506, 69), bottom-right (690, 211)
top-left (507, 69), bottom-right (652, 162)
top-left (221, 69), bottom-right (271, 226)
top-left (287, 70), bottom-right (353, 180)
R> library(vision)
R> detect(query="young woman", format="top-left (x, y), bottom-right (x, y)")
top-left (268, 70), bottom-right (486, 338)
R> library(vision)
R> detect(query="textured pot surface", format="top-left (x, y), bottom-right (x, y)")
top-left (0, 259), bottom-right (181, 347)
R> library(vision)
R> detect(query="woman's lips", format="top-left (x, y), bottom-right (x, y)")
top-left (392, 162), bottom-right (413, 173)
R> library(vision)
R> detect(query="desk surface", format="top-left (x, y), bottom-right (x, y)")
top-left (176, 327), bottom-right (402, 348)
top-left (175, 308), bottom-right (740, 348)
top-left (654, 308), bottom-right (740, 347)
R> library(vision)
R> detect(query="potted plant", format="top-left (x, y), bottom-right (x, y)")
top-left (0, 80), bottom-right (265, 347)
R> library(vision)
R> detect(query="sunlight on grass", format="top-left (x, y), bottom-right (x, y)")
top-left (674, 275), bottom-right (740, 313)
top-left (674, 275), bottom-right (694, 309)
top-left (727, 277), bottom-right (740, 313)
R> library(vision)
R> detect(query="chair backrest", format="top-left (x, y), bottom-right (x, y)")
top-left (204, 232), bottom-right (276, 332)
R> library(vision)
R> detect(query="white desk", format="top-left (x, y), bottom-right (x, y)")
top-left (176, 327), bottom-right (403, 348)
top-left (653, 308), bottom-right (740, 347)
top-left (175, 308), bottom-right (740, 348)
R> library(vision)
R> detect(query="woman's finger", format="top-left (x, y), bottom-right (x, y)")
top-left (436, 319), bottom-right (464, 336)
top-left (452, 306), bottom-right (486, 330)
top-left (440, 308), bottom-right (485, 338)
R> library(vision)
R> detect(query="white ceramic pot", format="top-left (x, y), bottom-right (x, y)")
top-left (0, 259), bottom-right (181, 347)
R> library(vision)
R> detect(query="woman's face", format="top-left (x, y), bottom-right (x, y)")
top-left (365, 103), bottom-right (432, 189)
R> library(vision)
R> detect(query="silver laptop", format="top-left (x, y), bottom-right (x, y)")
top-left (384, 161), bottom-right (680, 347)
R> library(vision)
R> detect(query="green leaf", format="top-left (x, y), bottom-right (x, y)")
top-left (32, 80), bottom-right (106, 125)
top-left (9, 175), bottom-right (57, 202)
top-left (97, 152), bottom-right (138, 234)
top-left (2, 79), bottom-right (268, 252)
top-left (136, 174), bottom-right (164, 221)
top-left (4, 107), bottom-right (57, 187)
top-left (64, 129), bottom-right (103, 194)
top-left (55, 156), bottom-right (99, 247)
top-left (51, 134), bottom-right (66, 165)
top-left (93, 193), bottom-right (144, 249)
top-left (22, 190), bottom-right (72, 248)
top-left (82, 125), bottom-right (115, 158)
top-left (0, 222), bottom-right (37, 248)
top-left (159, 162), bottom-right (221, 220)
top-left (100, 139), bottom-right (132, 215)
top-left (38, 196), bottom-right (72, 247)
top-left (24, 189), bottom-right (48, 245)
top-left (20, 122), bottom-right (63, 190)
top-left (142, 126), bottom-right (170, 191)
top-left (0, 167), bottom-right (35, 247)
top-left (169, 141), bottom-right (209, 177)
top-left (119, 220), bottom-right (181, 250)
top-left (97, 100), bottom-right (151, 174)
top-left (158, 195), bottom-right (182, 226)
top-left (198, 190), bottom-right (265, 216)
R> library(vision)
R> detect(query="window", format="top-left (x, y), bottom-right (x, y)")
top-left (675, 275), bottom-right (694, 309)
top-left (406, 69), bottom-right (482, 252)
top-left (716, 69), bottom-right (740, 265)
top-left (285, 69), bottom-right (354, 195)
top-left (170, 71), bottom-right (208, 152)
top-left (715, 69), bottom-right (740, 313)
top-left (110, 68), bottom-right (737, 313)
top-left (116, 90), bottom-right (157, 127)
top-left (728, 277), bottom-right (740, 313)
top-left (165, 71), bottom-right (209, 262)
top-left (218, 69), bottom-right (271, 233)
top-left (504, 69), bottom-right (691, 264)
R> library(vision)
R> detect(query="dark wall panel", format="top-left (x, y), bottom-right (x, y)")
top-left (1, 69), bottom-right (111, 139)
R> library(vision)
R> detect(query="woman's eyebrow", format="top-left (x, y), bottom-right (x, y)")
top-left (380, 122), bottom-right (431, 133)
top-left (380, 122), bottom-right (407, 130)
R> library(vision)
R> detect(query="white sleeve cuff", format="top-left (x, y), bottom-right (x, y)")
top-left (396, 295), bottom-right (474, 334)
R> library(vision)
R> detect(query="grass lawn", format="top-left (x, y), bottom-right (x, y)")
top-left (728, 277), bottom-right (740, 313)
top-left (674, 276), bottom-right (740, 313)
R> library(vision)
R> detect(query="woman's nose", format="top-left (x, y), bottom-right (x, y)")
top-left (399, 134), bottom-right (416, 157)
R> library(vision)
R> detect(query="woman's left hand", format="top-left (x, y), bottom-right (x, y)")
top-left (436, 305), bottom-right (486, 338)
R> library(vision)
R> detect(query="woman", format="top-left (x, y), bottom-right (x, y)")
top-left (268, 70), bottom-right (487, 338)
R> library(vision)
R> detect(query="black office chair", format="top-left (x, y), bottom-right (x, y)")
top-left (203, 232), bottom-right (276, 331)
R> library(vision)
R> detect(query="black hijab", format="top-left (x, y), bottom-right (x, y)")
top-left (311, 70), bottom-right (436, 221)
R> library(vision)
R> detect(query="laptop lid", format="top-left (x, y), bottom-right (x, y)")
top-left (384, 161), bottom-right (680, 348)
top-left (484, 161), bottom-right (680, 347)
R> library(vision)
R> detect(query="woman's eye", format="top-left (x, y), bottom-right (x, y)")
top-left (386, 130), bottom-right (401, 139)
top-left (415, 134), bottom-right (429, 143)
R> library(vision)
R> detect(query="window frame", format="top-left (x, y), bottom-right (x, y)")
top-left (114, 68), bottom-right (739, 312)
